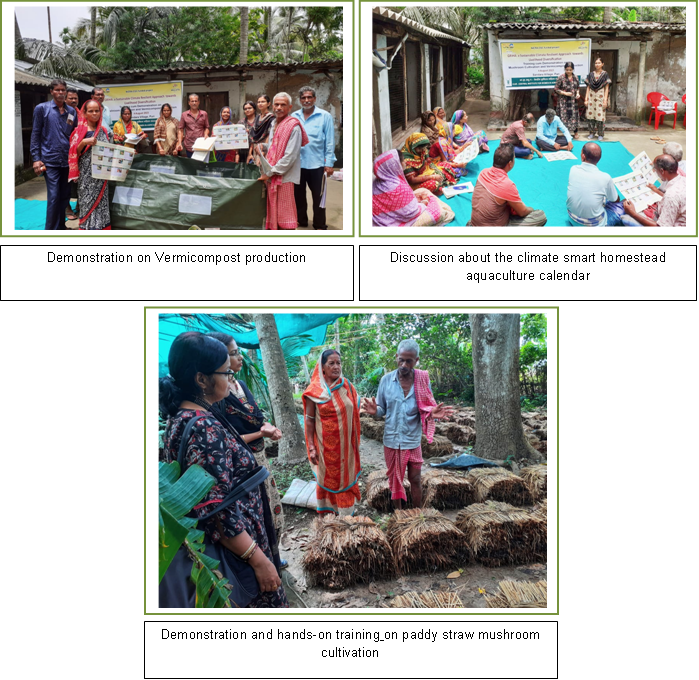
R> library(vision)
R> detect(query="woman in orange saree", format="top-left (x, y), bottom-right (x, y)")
top-left (303, 350), bottom-right (362, 515)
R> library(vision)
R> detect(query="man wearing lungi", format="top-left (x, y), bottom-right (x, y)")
top-left (258, 92), bottom-right (309, 230)
top-left (363, 340), bottom-right (454, 510)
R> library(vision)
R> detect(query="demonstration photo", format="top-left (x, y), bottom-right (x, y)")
top-left (157, 312), bottom-right (550, 609)
top-left (370, 5), bottom-right (687, 227)
top-left (14, 4), bottom-right (344, 231)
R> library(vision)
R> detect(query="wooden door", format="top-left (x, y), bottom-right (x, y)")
top-left (387, 38), bottom-right (406, 131)
top-left (202, 91), bottom-right (230, 123)
top-left (590, 49), bottom-right (617, 113)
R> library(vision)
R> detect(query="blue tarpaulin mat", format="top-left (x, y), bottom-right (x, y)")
top-left (14, 199), bottom-right (78, 230)
top-left (430, 454), bottom-right (500, 470)
top-left (159, 313), bottom-right (346, 377)
top-left (445, 140), bottom-right (638, 227)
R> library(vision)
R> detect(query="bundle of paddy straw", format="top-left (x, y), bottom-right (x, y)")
top-left (360, 417), bottom-right (384, 441)
top-left (485, 580), bottom-right (547, 608)
top-left (455, 501), bottom-right (546, 567)
top-left (467, 468), bottom-right (533, 506)
top-left (519, 464), bottom-right (547, 503)
top-left (434, 421), bottom-right (476, 445)
top-left (365, 469), bottom-right (410, 512)
top-left (421, 434), bottom-right (454, 458)
top-left (391, 590), bottom-right (464, 608)
top-left (422, 469), bottom-right (475, 510)
top-left (302, 515), bottom-right (396, 589)
top-left (386, 508), bottom-right (466, 574)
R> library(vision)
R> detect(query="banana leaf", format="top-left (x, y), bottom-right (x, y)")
top-left (159, 462), bottom-right (215, 519)
top-left (159, 506), bottom-right (190, 582)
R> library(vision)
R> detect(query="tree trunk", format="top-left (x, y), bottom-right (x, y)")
top-left (253, 314), bottom-right (307, 462)
top-left (603, 7), bottom-right (614, 23)
top-left (47, 7), bottom-right (53, 44)
top-left (471, 314), bottom-right (541, 462)
top-left (334, 319), bottom-right (340, 350)
top-left (238, 7), bottom-right (249, 119)
top-left (300, 354), bottom-right (311, 383)
top-left (90, 7), bottom-right (97, 45)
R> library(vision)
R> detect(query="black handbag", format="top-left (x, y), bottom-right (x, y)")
top-left (159, 414), bottom-right (270, 608)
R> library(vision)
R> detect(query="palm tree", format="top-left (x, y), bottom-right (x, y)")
top-left (238, 6), bottom-right (249, 117)
top-left (90, 7), bottom-right (97, 45)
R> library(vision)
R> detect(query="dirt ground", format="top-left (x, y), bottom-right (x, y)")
top-left (275, 436), bottom-right (547, 609)
top-left (15, 169), bottom-right (343, 230)
top-left (463, 96), bottom-right (687, 160)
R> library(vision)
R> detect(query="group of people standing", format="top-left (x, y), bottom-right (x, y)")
top-left (30, 80), bottom-right (337, 231)
top-left (159, 332), bottom-right (450, 607)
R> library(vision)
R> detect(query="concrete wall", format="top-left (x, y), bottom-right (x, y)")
top-left (488, 30), bottom-right (686, 119)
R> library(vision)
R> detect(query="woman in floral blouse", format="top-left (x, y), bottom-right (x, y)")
top-left (554, 62), bottom-right (581, 139)
top-left (159, 331), bottom-right (288, 608)
top-left (208, 332), bottom-right (286, 547)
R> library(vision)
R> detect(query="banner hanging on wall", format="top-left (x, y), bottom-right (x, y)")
top-left (99, 81), bottom-right (184, 130)
top-left (499, 39), bottom-right (591, 90)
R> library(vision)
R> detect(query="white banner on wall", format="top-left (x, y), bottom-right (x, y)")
top-left (499, 39), bottom-right (591, 90)
top-left (99, 81), bottom-right (183, 130)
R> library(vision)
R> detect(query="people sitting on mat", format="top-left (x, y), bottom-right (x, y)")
top-left (362, 340), bottom-right (454, 511)
top-left (429, 123), bottom-right (469, 178)
top-left (177, 93), bottom-right (210, 158)
top-left (566, 142), bottom-right (627, 226)
top-left (372, 149), bottom-right (455, 226)
top-left (554, 61), bottom-right (581, 139)
top-left (622, 154), bottom-right (686, 227)
top-left (500, 113), bottom-right (543, 159)
top-left (660, 142), bottom-right (687, 183)
top-left (402, 132), bottom-right (458, 196)
top-left (420, 110), bottom-right (440, 145)
top-left (451, 109), bottom-right (489, 153)
top-left (536, 108), bottom-right (574, 152)
top-left (467, 144), bottom-right (548, 227)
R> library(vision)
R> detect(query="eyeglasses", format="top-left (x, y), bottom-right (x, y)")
top-left (211, 370), bottom-right (237, 380)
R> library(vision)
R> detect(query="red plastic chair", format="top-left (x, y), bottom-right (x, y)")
top-left (647, 92), bottom-right (677, 130)
top-left (682, 93), bottom-right (686, 127)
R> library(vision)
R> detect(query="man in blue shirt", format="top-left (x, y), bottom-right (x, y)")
top-left (536, 108), bottom-right (574, 152)
top-left (362, 340), bottom-right (453, 509)
top-left (30, 79), bottom-right (78, 230)
top-left (291, 87), bottom-right (336, 230)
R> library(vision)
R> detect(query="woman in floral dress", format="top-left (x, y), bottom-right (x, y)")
top-left (585, 58), bottom-right (612, 141)
top-left (159, 332), bottom-right (288, 608)
top-left (554, 61), bottom-right (581, 138)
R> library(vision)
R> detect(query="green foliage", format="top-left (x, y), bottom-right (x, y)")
top-left (158, 461), bottom-right (232, 608)
top-left (467, 65), bottom-right (485, 86)
top-left (269, 460), bottom-right (316, 496)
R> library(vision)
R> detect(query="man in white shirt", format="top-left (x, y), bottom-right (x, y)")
top-left (258, 92), bottom-right (309, 230)
top-left (91, 87), bottom-right (111, 129)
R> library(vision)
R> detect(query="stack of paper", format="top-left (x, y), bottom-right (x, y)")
top-left (544, 150), bottom-right (577, 162)
top-left (442, 182), bottom-right (474, 198)
top-left (212, 124), bottom-right (249, 150)
top-left (191, 136), bottom-right (217, 162)
top-left (657, 100), bottom-right (677, 112)
top-left (613, 151), bottom-right (661, 212)
top-left (91, 141), bottom-right (135, 182)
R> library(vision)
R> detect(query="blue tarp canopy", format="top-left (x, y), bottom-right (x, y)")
top-left (159, 313), bottom-right (346, 376)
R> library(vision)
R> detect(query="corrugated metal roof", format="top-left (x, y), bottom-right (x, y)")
top-left (374, 7), bottom-right (470, 47)
top-left (15, 61), bottom-right (93, 91)
top-left (484, 21), bottom-right (686, 32)
top-left (83, 59), bottom-right (343, 79)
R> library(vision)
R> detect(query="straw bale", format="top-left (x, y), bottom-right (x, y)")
top-left (391, 590), bottom-right (464, 608)
top-left (485, 580), bottom-right (547, 608)
top-left (386, 508), bottom-right (466, 574)
top-left (365, 469), bottom-right (411, 512)
top-left (421, 434), bottom-right (454, 459)
top-left (302, 515), bottom-right (397, 589)
top-left (455, 502), bottom-right (546, 567)
top-left (422, 469), bottom-right (475, 510)
top-left (467, 468), bottom-right (533, 506)
top-left (360, 417), bottom-right (385, 441)
top-left (520, 465), bottom-right (547, 502)
top-left (452, 409), bottom-right (476, 428)
top-left (435, 422), bottom-right (476, 445)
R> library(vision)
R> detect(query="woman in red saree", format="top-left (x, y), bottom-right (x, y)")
top-left (303, 350), bottom-right (362, 515)
top-left (68, 99), bottom-right (112, 230)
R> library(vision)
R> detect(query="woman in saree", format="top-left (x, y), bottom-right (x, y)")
top-left (213, 106), bottom-right (236, 162)
top-left (207, 332), bottom-right (286, 548)
top-left (373, 149), bottom-right (455, 226)
top-left (153, 103), bottom-right (179, 156)
top-left (249, 95), bottom-right (275, 162)
top-left (303, 350), bottom-right (362, 516)
top-left (451, 109), bottom-right (489, 153)
top-left (236, 100), bottom-right (257, 164)
top-left (429, 123), bottom-right (469, 178)
top-left (402, 132), bottom-right (458, 195)
top-left (68, 99), bottom-right (112, 231)
top-left (433, 106), bottom-right (447, 133)
top-left (554, 61), bottom-right (581, 138)
top-left (112, 106), bottom-right (147, 148)
top-left (420, 110), bottom-right (440, 145)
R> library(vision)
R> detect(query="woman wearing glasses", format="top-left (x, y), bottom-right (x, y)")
top-left (159, 332), bottom-right (288, 608)
top-left (208, 332), bottom-right (286, 546)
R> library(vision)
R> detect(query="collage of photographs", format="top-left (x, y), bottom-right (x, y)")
top-left (10, 2), bottom-right (692, 234)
